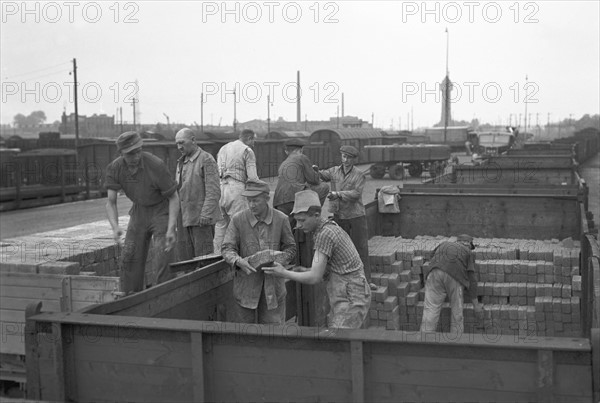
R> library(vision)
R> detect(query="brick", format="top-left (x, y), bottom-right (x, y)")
top-left (374, 286), bottom-right (388, 303)
top-left (369, 309), bottom-right (378, 320)
top-left (396, 282), bottom-right (409, 297)
top-left (406, 292), bottom-right (418, 306)
top-left (391, 261), bottom-right (404, 274)
top-left (562, 285), bottom-right (572, 298)
top-left (399, 270), bottom-right (411, 282)
top-left (388, 273), bottom-right (400, 289)
top-left (384, 296), bottom-right (398, 311)
top-left (572, 275), bottom-right (582, 291)
top-left (385, 306), bottom-right (399, 320)
top-left (380, 275), bottom-right (389, 287)
top-left (371, 273), bottom-right (382, 286)
top-left (552, 284), bottom-right (562, 298)
top-left (409, 279), bottom-right (421, 292)
top-left (561, 299), bottom-right (571, 314)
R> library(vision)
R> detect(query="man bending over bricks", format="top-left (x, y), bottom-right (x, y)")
top-left (420, 234), bottom-right (484, 333)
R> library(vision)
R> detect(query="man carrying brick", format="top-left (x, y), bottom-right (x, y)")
top-left (264, 190), bottom-right (371, 329)
top-left (420, 234), bottom-right (484, 333)
top-left (221, 180), bottom-right (296, 324)
top-left (105, 131), bottom-right (179, 294)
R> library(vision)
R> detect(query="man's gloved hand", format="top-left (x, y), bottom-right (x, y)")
top-left (312, 165), bottom-right (319, 172)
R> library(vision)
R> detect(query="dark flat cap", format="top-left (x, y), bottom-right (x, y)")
top-left (285, 138), bottom-right (306, 148)
top-left (457, 234), bottom-right (475, 249)
top-left (340, 145), bottom-right (359, 158)
top-left (241, 180), bottom-right (270, 197)
top-left (116, 131), bottom-right (143, 153)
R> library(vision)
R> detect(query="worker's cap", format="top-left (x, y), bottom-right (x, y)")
top-left (241, 180), bottom-right (270, 197)
top-left (457, 234), bottom-right (475, 250)
top-left (116, 131), bottom-right (143, 153)
top-left (340, 145), bottom-right (359, 158)
top-left (284, 138), bottom-right (306, 148)
top-left (291, 190), bottom-right (321, 215)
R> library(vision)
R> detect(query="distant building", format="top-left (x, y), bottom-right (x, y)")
top-left (60, 112), bottom-right (116, 138)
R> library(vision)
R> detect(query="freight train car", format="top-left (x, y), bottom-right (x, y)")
top-left (24, 171), bottom-right (599, 402)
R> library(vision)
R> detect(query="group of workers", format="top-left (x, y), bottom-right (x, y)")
top-left (106, 128), bottom-right (482, 332)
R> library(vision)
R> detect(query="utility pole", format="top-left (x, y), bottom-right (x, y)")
top-left (233, 88), bottom-right (237, 134)
top-left (524, 74), bottom-right (528, 132)
top-left (336, 105), bottom-right (340, 129)
top-left (509, 113), bottom-right (513, 127)
top-left (119, 107), bottom-right (123, 134)
top-left (411, 106), bottom-right (414, 131)
top-left (443, 28), bottom-right (450, 143)
top-left (267, 94), bottom-right (271, 134)
top-left (72, 58), bottom-right (79, 165)
top-left (200, 92), bottom-right (204, 136)
top-left (131, 98), bottom-right (138, 131)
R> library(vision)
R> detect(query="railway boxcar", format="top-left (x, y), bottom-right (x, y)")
top-left (265, 130), bottom-right (311, 140)
top-left (309, 128), bottom-right (385, 166)
top-left (24, 175), bottom-right (600, 402)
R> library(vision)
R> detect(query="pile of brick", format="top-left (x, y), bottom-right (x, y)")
top-left (367, 235), bottom-right (582, 337)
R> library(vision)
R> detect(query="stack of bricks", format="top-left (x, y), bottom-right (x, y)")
top-left (367, 235), bottom-right (582, 337)
top-left (0, 217), bottom-right (131, 277)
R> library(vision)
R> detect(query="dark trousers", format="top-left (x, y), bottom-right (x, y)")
top-left (333, 215), bottom-right (371, 280)
top-left (176, 215), bottom-right (215, 261)
top-left (121, 202), bottom-right (175, 293)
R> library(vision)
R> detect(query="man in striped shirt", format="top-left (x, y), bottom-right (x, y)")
top-left (264, 190), bottom-right (371, 329)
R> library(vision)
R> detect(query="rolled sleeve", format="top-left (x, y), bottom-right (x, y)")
top-left (104, 162), bottom-right (122, 191)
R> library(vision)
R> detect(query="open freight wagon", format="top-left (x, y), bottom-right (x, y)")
top-left (24, 170), bottom-right (600, 402)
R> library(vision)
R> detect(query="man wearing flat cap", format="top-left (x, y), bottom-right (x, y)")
top-left (314, 145), bottom-right (371, 279)
top-left (420, 234), bottom-right (484, 333)
top-left (221, 179), bottom-right (296, 324)
top-left (273, 138), bottom-right (329, 222)
top-left (105, 131), bottom-right (179, 293)
top-left (263, 190), bottom-right (371, 329)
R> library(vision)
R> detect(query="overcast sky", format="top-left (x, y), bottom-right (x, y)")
top-left (1, 0), bottom-right (599, 130)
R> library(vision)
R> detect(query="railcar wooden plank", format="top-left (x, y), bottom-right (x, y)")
top-left (537, 350), bottom-right (555, 402)
top-left (72, 335), bottom-right (192, 368)
top-left (1, 297), bottom-right (59, 313)
top-left (0, 285), bottom-right (62, 300)
top-left (190, 332), bottom-right (205, 403)
top-left (368, 352), bottom-right (536, 392)
top-left (26, 312), bottom-right (593, 351)
top-left (367, 382), bottom-right (543, 403)
top-left (211, 370), bottom-right (352, 402)
top-left (210, 343), bottom-right (351, 380)
top-left (24, 302), bottom-right (43, 399)
top-left (73, 362), bottom-right (194, 402)
top-left (350, 340), bottom-right (365, 403)
top-left (69, 275), bottom-right (120, 290)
